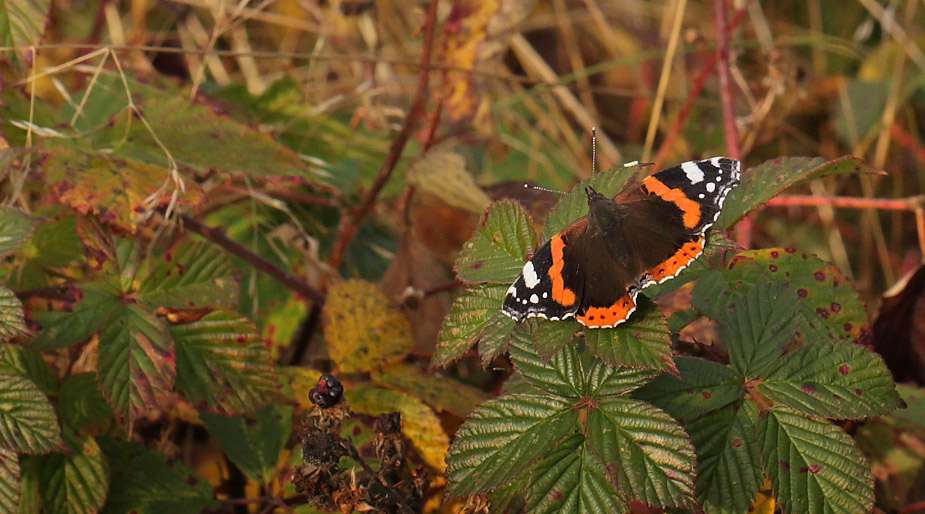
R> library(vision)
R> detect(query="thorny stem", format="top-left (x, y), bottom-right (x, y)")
top-left (326, 0), bottom-right (440, 271)
top-left (180, 214), bottom-right (325, 305)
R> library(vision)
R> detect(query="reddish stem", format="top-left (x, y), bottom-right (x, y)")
top-left (766, 194), bottom-right (924, 211)
top-left (327, 0), bottom-right (440, 271)
top-left (715, 0), bottom-right (740, 160)
top-left (181, 214), bottom-right (325, 305)
top-left (891, 123), bottom-right (925, 164)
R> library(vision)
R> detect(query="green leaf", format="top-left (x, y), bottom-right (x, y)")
top-left (323, 279), bottom-right (412, 373)
top-left (477, 310), bottom-right (517, 366)
top-left (634, 357), bottom-right (743, 422)
top-left (759, 407), bottom-right (873, 514)
top-left (15, 455), bottom-right (37, 514)
top-left (0, 0), bottom-right (49, 71)
top-left (31, 282), bottom-right (118, 349)
top-left (138, 242), bottom-right (239, 310)
top-left (115, 96), bottom-right (311, 177)
top-left (97, 304), bottom-right (175, 425)
top-left (433, 284), bottom-right (508, 368)
top-left (55, 373), bottom-right (113, 428)
top-left (530, 318), bottom-right (581, 361)
top-left (345, 386), bottom-right (449, 472)
top-left (687, 401), bottom-right (762, 514)
top-left (0, 287), bottom-right (28, 342)
top-left (371, 363), bottom-right (488, 418)
top-left (0, 372), bottom-right (62, 454)
top-left (584, 297), bottom-right (675, 374)
top-left (98, 437), bottom-right (218, 514)
top-left (199, 405), bottom-right (291, 484)
top-left (585, 363), bottom-right (659, 399)
top-left (405, 145), bottom-right (491, 213)
top-left (543, 166), bottom-right (637, 239)
top-left (716, 156), bottom-right (878, 228)
top-left (508, 328), bottom-right (585, 398)
top-left (0, 447), bottom-right (19, 514)
top-left (0, 346), bottom-right (56, 396)
top-left (693, 249), bottom-right (868, 343)
top-left (16, 216), bottom-right (82, 270)
top-left (718, 284), bottom-right (802, 378)
top-left (170, 310), bottom-right (276, 414)
top-left (759, 341), bottom-right (902, 419)
top-left (526, 434), bottom-right (628, 514)
top-left (0, 207), bottom-right (40, 259)
top-left (446, 394), bottom-right (578, 496)
top-left (35, 432), bottom-right (108, 514)
top-left (455, 200), bottom-right (537, 284)
top-left (587, 398), bottom-right (697, 509)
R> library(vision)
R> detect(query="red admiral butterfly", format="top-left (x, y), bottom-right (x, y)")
top-left (502, 157), bottom-right (740, 328)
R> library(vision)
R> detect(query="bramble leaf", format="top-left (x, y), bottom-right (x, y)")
top-left (138, 242), bottom-right (239, 310)
top-left (759, 341), bottom-right (902, 420)
top-left (0, 0), bottom-right (50, 70)
top-left (455, 200), bottom-right (537, 284)
top-left (55, 373), bottom-right (113, 427)
top-left (718, 284), bottom-right (802, 377)
top-left (99, 437), bottom-right (218, 514)
top-left (199, 405), bottom-right (291, 484)
top-left (97, 304), bottom-right (175, 425)
top-left (324, 279), bottom-right (412, 373)
top-left (634, 357), bottom-right (743, 422)
top-left (30, 282), bottom-right (118, 349)
top-left (759, 407), bottom-right (873, 514)
top-left (716, 156), bottom-right (878, 228)
top-left (584, 297), bottom-right (675, 374)
top-left (446, 394), bottom-right (577, 496)
top-left (587, 398), bottom-right (697, 509)
top-left (433, 284), bottom-right (508, 368)
top-left (686, 400), bottom-right (763, 514)
top-left (169, 310), bottom-right (276, 414)
top-left (35, 432), bottom-right (108, 514)
top-left (0, 372), bottom-right (62, 454)
top-left (0, 286), bottom-right (28, 342)
top-left (346, 386), bottom-right (449, 472)
top-left (0, 207), bottom-right (41, 259)
top-left (0, 446), bottom-right (19, 513)
top-left (371, 363), bottom-right (488, 418)
top-left (0, 346), bottom-right (57, 395)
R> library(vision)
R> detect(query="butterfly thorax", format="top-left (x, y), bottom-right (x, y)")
top-left (585, 187), bottom-right (634, 268)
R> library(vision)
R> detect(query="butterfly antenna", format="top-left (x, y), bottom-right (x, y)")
top-left (524, 183), bottom-right (567, 196)
top-left (591, 126), bottom-right (597, 176)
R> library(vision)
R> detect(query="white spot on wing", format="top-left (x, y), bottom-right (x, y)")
top-left (522, 261), bottom-right (540, 289)
top-left (681, 161), bottom-right (705, 184)
top-left (706, 182), bottom-right (716, 193)
top-left (530, 294), bottom-right (539, 304)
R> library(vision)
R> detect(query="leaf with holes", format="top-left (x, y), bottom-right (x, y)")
top-left (634, 357), bottom-right (743, 422)
top-left (199, 405), bottom-right (291, 484)
top-left (97, 304), bottom-right (175, 425)
top-left (759, 407), bottom-right (873, 514)
top-left (693, 249), bottom-right (867, 342)
top-left (758, 340), bottom-right (902, 420)
top-left (584, 298), bottom-right (675, 374)
top-left (684, 400), bottom-right (763, 514)
top-left (35, 432), bottom-right (108, 514)
top-left (543, 166), bottom-right (638, 239)
top-left (324, 279), bottom-right (412, 373)
top-left (433, 284), bottom-right (508, 368)
top-left (455, 200), bottom-right (537, 284)
top-left (406, 145), bottom-right (491, 213)
top-left (99, 437), bottom-right (218, 514)
top-left (587, 398), bottom-right (697, 509)
top-left (138, 242), bottom-right (239, 310)
top-left (526, 434), bottom-right (628, 514)
top-left (0, 207), bottom-right (41, 259)
top-left (169, 310), bottom-right (276, 414)
top-left (346, 386), bottom-right (449, 472)
top-left (715, 156), bottom-right (878, 228)
top-left (446, 394), bottom-right (578, 496)
top-left (371, 363), bottom-right (488, 418)
top-left (42, 140), bottom-right (202, 232)
top-left (0, 373), bottom-right (62, 454)
top-left (0, 447), bottom-right (19, 514)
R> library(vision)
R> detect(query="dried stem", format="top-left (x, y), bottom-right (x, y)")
top-left (714, 0), bottom-right (740, 160)
top-left (181, 214), bottom-right (325, 305)
top-left (326, 0), bottom-right (440, 271)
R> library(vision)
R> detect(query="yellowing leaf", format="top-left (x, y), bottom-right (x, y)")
top-left (750, 476), bottom-right (776, 514)
top-left (324, 280), bottom-right (412, 373)
top-left (346, 385), bottom-right (449, 472)
top-left (371, 363), bottom-right (488, 417)
top-left (405, 145), bottom-right (490, 214)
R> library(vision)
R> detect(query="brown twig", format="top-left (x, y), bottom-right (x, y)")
top-left (180, 214), bottom-right (325, 305)
top-left (326, 0), bottom-right (440, 271)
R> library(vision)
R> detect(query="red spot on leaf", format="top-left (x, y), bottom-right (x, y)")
top-left (472, 261), bottom-right (482, 270)
top-left (816, 307), bottom-right (829, 319)
top-left (839, 364), bottom-right (850, 375)
top-left (809, 463), bottom-right (821, 473)
top-left (780, 460), bottom-right (790, 469)
top-left (830, 302), bottom-right (841, 312)
top-left (855, 389), bottom-right (863, 397)
top-left (801, 383), bottom-right (816, 394)
top-left (768, 264), bottom-right (778, 272)
top-left (236, 334), bottom-right (247, 343)
top-left (732, 439), bottom-right (742, 447)
top-left (814, 271), bottom-right (826, 281)
top-left (551, 490), bottom-right (563, 500)
top-left (687, 389), bottom-right (695, 395)
top-left (177, 264), bottom-right (185, 275)
top-left (785, 248), bottom-right (797, 254)
top-left (797, 288), bottom-right (808, 298)
top-left (843, 323), bottom-right (853, 332)
top-left (701, 391), bottom-right (712, 399)
top-left (770, 250), bottom-right (780, 258)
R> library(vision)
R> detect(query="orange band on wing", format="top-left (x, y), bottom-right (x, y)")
top-left (549, 234), bottom-right (576, 307)
top-left (576, 294), bottom-right (636, 328)
top-left (646, 237), bottom-right (705, 283)
top-left (642, 176), bottom-right (702, 229)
